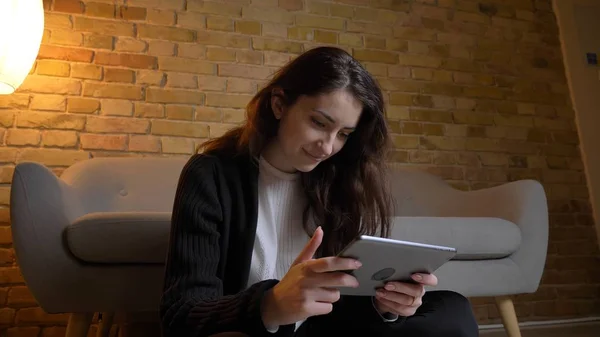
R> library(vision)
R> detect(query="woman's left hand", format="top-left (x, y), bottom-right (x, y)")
top-left (373, 273), bottom-right (438, 317)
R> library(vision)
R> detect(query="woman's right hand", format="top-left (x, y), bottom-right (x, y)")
top-left (260, 226), bottom-right (362, 328)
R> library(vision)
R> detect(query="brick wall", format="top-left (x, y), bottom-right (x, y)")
top-left (1, 0), bottom-right (599, 335)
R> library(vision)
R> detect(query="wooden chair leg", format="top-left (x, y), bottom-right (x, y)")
top-left (65, 313), bottom-right (94, 337)
top-left (96, 312), bottom-right (115, 337)
top-left (495, 296), bottom-right (522, 337)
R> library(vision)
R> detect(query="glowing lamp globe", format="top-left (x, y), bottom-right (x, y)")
top-left (0, 0), bottom-right (45, 95)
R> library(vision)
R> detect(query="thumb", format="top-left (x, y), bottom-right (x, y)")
top-left (292, 226), bottom-right (323, 266)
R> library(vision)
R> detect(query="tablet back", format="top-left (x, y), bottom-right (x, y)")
top-left (336, 235), bottom-right (457, 296)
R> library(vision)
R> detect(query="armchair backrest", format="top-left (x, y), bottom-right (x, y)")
top-left (60, 157), bottom-right (188, 214)
top-left (386, 164), bottom-right (460, 217)
top-left (36, 156), bottom-right (468, 217)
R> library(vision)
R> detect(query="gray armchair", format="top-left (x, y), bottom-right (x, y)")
top-left (10, 157), bottom-right (548, 337)
top-left (10, 157), bottom-right (187, 337)
top-left (385, 165), bottom-right (548, 337)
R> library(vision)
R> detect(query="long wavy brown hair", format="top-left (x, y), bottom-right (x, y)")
top-left (199, 46), bottom-right (394, 257)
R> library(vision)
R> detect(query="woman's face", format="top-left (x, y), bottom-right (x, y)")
top-left (263, 88), bottom-right (363, 173)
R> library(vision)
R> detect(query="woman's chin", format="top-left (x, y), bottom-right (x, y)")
top-left (294, 162), bottom-right (320, 173)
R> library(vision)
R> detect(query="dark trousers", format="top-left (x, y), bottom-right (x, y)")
top-left (295, 290), bottom-right (479, 337)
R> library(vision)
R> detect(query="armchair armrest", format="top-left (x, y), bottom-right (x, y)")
top-left (10, 162), bottom-right (86, 308)
top-left (388, 167), bottom-right (549, 293)
top-left (450, 180), bottom-right (549, 293)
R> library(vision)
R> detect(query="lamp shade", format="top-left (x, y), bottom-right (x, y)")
top-left (0, 0), bottom-right (45, 95)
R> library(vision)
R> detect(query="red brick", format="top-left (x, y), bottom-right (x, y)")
top-left (129, 0), bottom-right (185, 10)
top-left (7, 287), bottom-right (37, 308)
top-left (84, 34), bottom-right (114, 49)
top-left (0, 308), bottom-right (15, 325)
top-left (7, 327), bottom-right (40, 337)
top-left (0, 268), bottom-right (23, 285)
top-left (73, 17), bottom-right (135, 37)
top-left (197, 31), bottom-right (251, 49)
top-left (37, 45), bottom-right (94, 62)
top-left (104, 68), bottom-right (135, 83)
top-left (129, 135), bottom-right (160, 153)
top-left (54, 0), bottom-right (83, 13)
top-left (80, 134), bottom-right (128, 151)
top-left (138, 24), bottom-right (195, 42)
top-left (41, 327), bottom-right (67, 337)
top-left (0, 210), bottom-right (11, 225)
top-left (18, 149), bottom-right (90, 167)
top-left (18, 76), bottom-right (81, 95)
top-left (146, 88), bottom-right (204, 104)
top-left (147, 9), bottom-right (177, 26)
top-left (119, 6), bottom-right (147, 20)
top-left (207, 16), bottom-right (234, 32)
top-left (279, 0), bottom-right (303, 11)
top-left (82, 83), bottom-right (143, 100)
top-left (188, 0), bottom-right (242, 16)
top-left (85, 2), bottom-right (115, 18)
top-left (0, 249), bottom-right (15, 265)
top-left (218, 64), bottom-right (273, 79)
top-left (95, 52), bottom-right (157, 69)
top-left (17, 112), bottom-right (86, 131)
top-left (15, 308), bottom-right (69, 326)
top-left (100, 99), bottom-right (133, 116)
top-left (86, 116), bottom-right (148, 134)
top-left (236, 21), bottom-right (262, 36)
top-left (166, 104), bottom-right (194, 121)
top-left (353, 49), bottom-right (398, 64)
top-left (206, 93), bottom-right (252, 109)
top-left (6, 129), bottom-right (41, 146)
top-left (151, 120), bottom-right (209, 138)
top-left (42, 131), bottom-right (78, 148)
top-left (36, 60), bottom-right (70, 77)
top-left (158, 57), bottom-right (215, 74)
top-left (161, 137), bottom-right (195, 154)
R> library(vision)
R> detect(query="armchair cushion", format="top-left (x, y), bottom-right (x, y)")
top-left (65, 212), bottom-right (171, 264)
top-left (390, 216), bottom-right (521, 260)
top-left (65, 214), bottom-right (521, 264)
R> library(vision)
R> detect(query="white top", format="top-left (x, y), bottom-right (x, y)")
top-left (248, 156), bottom-right (310, 332)
top-left (248, 156), bottom-right (310, 286)
top-left (248, 156), bottom-right (397, 333)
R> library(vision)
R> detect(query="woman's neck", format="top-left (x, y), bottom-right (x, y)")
top-left (261, 140), bottom-right (297, 173)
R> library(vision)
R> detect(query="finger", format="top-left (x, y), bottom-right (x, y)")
top-left (308, 271), bottom-right (359, 289)
top-left (384, 282), bottom-right (424, 298)
top-left (374, 297), bottom-right (396, 314)
top-left (374, 296), bottom-right (418, 317)
top-left (306, 256), bottom-right (361, 273)
top-left (376, 289), bottom-right (418, 307)
top-left (292, 226), bottom-right (323, 266)
top-left (305, 302), bottom-right (333, 317)
top-left (307, 287), bottom-right (342, 304)
top-left (411, 273), bottom-right (438, 286)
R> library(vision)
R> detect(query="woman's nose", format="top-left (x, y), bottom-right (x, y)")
top-left (317, 135), bottom-right (335, 157)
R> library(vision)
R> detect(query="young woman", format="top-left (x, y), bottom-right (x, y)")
top-left (160, 46), bottom-right (478, 337)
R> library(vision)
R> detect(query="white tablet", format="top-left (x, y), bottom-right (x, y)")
top-left (335, 235), bottom-right (457, 296)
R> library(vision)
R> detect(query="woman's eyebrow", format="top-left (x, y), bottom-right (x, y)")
top-left (313, 109), bottom-right (356, 130)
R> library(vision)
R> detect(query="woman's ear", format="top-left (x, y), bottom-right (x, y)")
top-left (271, 88), bottom-right (285, 120)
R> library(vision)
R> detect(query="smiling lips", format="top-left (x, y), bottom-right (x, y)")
top-left (303, 148), bottom-right (325, 162)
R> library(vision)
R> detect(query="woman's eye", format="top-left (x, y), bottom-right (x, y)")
top-left (338, 132), bottom-right (350, 139)
top-left (311, 118), bottom-right (325, 128)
